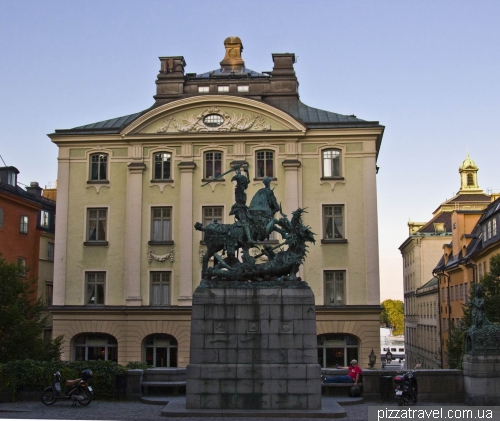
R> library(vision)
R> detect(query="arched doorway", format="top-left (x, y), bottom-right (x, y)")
top-left (143, 334), bottom-right (178, 367)
top-left (317, 333), bottom-right (359, 368)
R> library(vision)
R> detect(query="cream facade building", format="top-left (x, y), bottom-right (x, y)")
top-left (50, 38), bottom-right (384, 368)
top-left (399, 155), bottom-right (491, 369)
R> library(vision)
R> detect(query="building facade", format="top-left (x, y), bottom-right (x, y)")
top-left (399, 155), bottom-right (490, 369)
top-left (49, 37), bottom-right (384, 368)
top-left (434, 194), bottom-right (500, 367)
top-left (0, 166), bottom-right (56, 331)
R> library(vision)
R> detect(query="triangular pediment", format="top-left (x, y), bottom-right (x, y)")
top-left (121, 96), bottom-right (306, 135)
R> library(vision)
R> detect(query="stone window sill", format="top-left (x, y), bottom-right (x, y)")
top-left (150, 179), bottom-right (173, 183)
top-left (201, 178), bottom-right (225, 183)
top-left (148, 240), bottom-right (174, 245)
top-left (320, 177), bottom-right (344, 181)
top-left (87, 180), bottom-right (109, 184)
top-left (84, 241), bottom-right (109, 246)
top-left (253, 177), bottom-right (277, 182)
top-left (321, 239), bottom-right (348, 244)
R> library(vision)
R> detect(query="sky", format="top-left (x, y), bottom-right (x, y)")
top-left (1, 1), bottom-right (499, 302)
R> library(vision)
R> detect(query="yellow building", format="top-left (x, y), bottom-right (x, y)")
top-left (49, 37), bottom-right (384, 368)
top-left (399, 154), bottom-right (490, 369)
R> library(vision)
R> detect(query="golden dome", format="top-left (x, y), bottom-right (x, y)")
top-left (460, 153), bottom-right (478, 170)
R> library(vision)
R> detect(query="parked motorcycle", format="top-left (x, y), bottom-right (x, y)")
top-left (394, 364), bottom-right (420, 406)
top-left (41, 369), bottom-right (94, 406)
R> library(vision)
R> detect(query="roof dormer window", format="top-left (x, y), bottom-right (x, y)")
top-left (7, 171), bottom-right (16, 186)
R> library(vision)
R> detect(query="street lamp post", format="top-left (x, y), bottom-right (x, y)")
top-left (368, 348), bottom-right (377, 368)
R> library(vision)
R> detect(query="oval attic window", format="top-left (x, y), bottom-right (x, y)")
top-left (203, 114), bottom-right (224, 127)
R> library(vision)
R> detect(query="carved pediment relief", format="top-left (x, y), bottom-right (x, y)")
top-left (122, 96), bottom-right (306, 135)
top-left (155, 107), bottom-right (271, 133)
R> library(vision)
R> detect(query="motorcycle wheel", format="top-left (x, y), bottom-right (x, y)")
top-left (41, 389), bottom-right (57, 405)
top-left (77, 388), bottom-right (92, 406)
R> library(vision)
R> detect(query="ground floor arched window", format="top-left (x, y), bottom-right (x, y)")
top-left (73, 333), bottom-right (117, 362)
top-left (317, 333), bottom-right (359, 368)
top-left (144, 334), bottom-right (177, 367)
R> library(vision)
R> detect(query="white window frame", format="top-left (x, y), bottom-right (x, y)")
top-left (89, 153), bottom-right (109, 181)
top-left (203, 151), bottom-right (223, 180)
top-left (321, 204), bottom-right (346, 241)
top-left (150, 271), bottom-right (171, 306)
top-left (255, 150), bottom-right (275, 179)
top-left (322, 148), bottom-right (342, 178)
top-left (237, 85), bottom-right (249, 92)
top-left (47, 242), bottom-right (55, 261)
top-left (200, 205), bottom-right (224, 242)
top-left (150, 206), bottom-right (173, 243)
top-left (85, 271), bottom-right (106, 305)
top-left (218, 85), bottom-right (229, 93)
top-left (40, 210), bottom-right (50, 228)
top-left (324, 270), bottom-right (347, 305)
top-left (198, 86), bottom-right (209, 93)
top-left (85, 207), bottom-right (109, 244)
top-left (20, 215), bottom-right (29, 234)
top-left (152, 152), bottom-right (172, 181)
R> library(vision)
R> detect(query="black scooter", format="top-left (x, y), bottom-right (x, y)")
top-left (394, 364), bottom-right (420, 406)
top-left (41, 369), bottom-right (94, 406)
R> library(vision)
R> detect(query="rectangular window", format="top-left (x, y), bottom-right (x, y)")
top-left (484, 261), bottom-right (487, 274)
top-left (40, 210), bottom-right (50, 228)
top-left (151, 207), bottom-right (172, 242)
top-left (493, 218), bottom-right (497, 237)
top-left (204, 151), bottom-right (222, 179)
top-left (218, 86), bottom-right (229, 92)
top-left (237, 85), bottom-right (249, 92)
top-left (87, 208), bottom-right (107, 242)
top-left (86, 272), bottom-right (105, 305)
top-left (19, 215), bottom-right (29, 234)
top-left (256, 150), bottom-right (274, 178)
top-left (488, 221), bottom-right (492, 239)
top-left (441, 287), bottom-right (445, 301)
top-left (153, 152), bottom-right (172, 180)
top-left (198, 86), bottom-right (209, 93)
top-left (479, 263), bottom-right (483, 279)
top-left (443, 318), bottom-right (447, 332)
top-left (322, 149), bottom-right (341, 177)
top-left (45, 283), bottom-right (53, 306)
top-left (89, 153), bottom-right (108, 181)
top-left (18, 258), bottom-right (26, 277)
top-left (203, 206), bottom-right (223, 228)
top-left (324, 270), bottom-right (346, 305)
top-left (455, 285), bottom-right (459, 300)
top-left (0, 208), bottom-right (4, 228)
top-left (150, 272), bottom-right (170, 305)
top-left (483, 225), bottom-right (487, 240)
top-left (47, 242), bottom-right (54, 261)
top-left (464, 283), bottom-right (468, 303)
top-left (323, 205), bottom-right (344, 239)
top-left (460, 284), bottom-right (464, 300)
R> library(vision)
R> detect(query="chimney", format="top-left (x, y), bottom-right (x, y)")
top-left (154, 56), bottom-right (186, 104)
top-left (220, 36), bottom-right (245, 71)
top-left (26, 181), bottom-right (42, 196)
top-left (269, 53), bottom-right (298, 96)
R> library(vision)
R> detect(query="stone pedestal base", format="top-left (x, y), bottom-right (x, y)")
top-left (186, 284), bottom-right (321, 410)
top-left (463, 353), bottom-right (500, 405)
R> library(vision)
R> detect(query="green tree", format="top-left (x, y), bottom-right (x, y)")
top-left (0, 255), bottom-right (63, 363)
top-left (380, 299), bottom-right (404, 335)
top-left (446, 254), bottom-right (500, 369)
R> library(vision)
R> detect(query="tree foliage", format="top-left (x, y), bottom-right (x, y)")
top-left (446, 254), bottom-right (500, 369)
top-left (380, 299), bottom-right (404, 335)
top-left (0, 256), bottom-right (63, 363)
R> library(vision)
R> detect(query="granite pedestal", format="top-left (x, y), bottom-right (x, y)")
top-left (463, 353), bottom-right (500, 405)
top-left (186, 284), bottom-right (321, 410)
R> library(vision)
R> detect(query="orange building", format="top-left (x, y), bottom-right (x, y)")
top-left (0, 166), bottom-right (56, 306)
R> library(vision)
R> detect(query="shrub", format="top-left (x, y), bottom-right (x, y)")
top-left (0, 359), bottom-right (136, 401)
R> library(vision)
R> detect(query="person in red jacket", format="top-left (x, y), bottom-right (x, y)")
top-left (321, 359), bottom-right (362, 386)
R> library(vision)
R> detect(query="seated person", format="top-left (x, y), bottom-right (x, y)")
top-left (321, 359), bottom-right (362, 386)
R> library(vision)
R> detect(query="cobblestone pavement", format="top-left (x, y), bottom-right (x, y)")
top-left (0, 399), bottom-right (465, 421)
